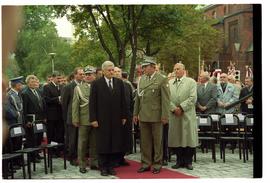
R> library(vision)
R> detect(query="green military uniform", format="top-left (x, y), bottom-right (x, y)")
top-left (133, 71), bottom-right (170, 169)
top-left (72, 82), bottom-right (98, 169)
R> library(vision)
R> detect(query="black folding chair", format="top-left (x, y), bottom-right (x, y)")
top-left (244, 114), bottom-right (254, 161)
top-left (2, 153), bottom-right (26, 179)
top-left (195, 114), bottom-right (216, 162)
top-left (9, 123), bottom-right (47, 179)
top-left (219, 114), bottom-right (246, 163)
top-left (33, 120), bottom-right (67, 173)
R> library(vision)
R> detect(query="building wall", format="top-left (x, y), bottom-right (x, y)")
top-left (204, 4), bottom-right (253, 82)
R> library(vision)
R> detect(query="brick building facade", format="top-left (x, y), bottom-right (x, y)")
top-left (203, 4), bottom-right (253, 82)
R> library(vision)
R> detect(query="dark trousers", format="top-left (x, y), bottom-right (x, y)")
top-left (47, 120), bottom-right (64, 144)
top-left (162, 124), bottom-right (169, 161)
top-left (174, 147), bottom-right (195, 165)
top-left (25, 126), bottom-right (42, 160)
top-left (98, 153), bottom-right (117, 170)
top-left (47, 120), bottom-right (64, 155)
top-left (67, 124), bottom-right (78, 161)
top-left (114, 152), bottom-right (126, 165)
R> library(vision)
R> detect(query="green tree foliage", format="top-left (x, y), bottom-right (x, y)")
top-left (54, 5), bottom-right (222, 81)
top-left (14, 6), bottom-right (72, 81)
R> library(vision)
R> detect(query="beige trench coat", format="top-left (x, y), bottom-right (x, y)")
top-left (168, 76), bottom-right (198, 148)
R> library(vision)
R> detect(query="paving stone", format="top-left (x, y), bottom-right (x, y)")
top-left (7, 146), bottom-right (253, 179)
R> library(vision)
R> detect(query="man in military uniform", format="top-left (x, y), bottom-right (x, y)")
top-left (72, 67), bottom-right (98, 174)
top-left (5, 76), bottom-right (24, 126)
top-left (4, 76), bottom-right (24, 167)
top-left (133, 58), bottom-right (170, 174)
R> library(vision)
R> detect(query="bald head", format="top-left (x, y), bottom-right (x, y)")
top-left (114, 67), bottom-right (122, 79)
top-left (173, 63), bottom-right (185, 78)
top-left (220, 73), bottom-right (228, 83)
top-left (200, 72), bottom-right (210, 84)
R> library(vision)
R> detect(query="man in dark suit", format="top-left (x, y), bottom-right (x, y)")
top-left (196, 72), bottom-right (217, 114)
top-left (113, 67), bottom-right (133, 167)
top-left (21, 75), bottom-right (46, 162)
top-left (61, 67), bottom-right (85, 166)
top-left (43, 71), bottom-right (64, 157)
top-left (89, 61), bottom-right (127, 176)
top-left (239, 77), bottom-right (253, 114)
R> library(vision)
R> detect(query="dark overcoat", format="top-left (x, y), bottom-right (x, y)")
top-left (89, 77), bottom-right (127, 154)
top-left (43, 82), bottom-right (63, 121)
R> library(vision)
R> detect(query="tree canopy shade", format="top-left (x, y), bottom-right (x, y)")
top-left (13, 6), bottom-right (73, 81)
top-left (54, 5), bottom-right (222, 81)
top-left (10, 5), bottom-right (222, 81)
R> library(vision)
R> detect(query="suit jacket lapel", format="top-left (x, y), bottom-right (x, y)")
top-left (27, 88), bottom-right (40, 109)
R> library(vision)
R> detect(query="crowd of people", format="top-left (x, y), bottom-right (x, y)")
top-left (3, 58), bottom-right (253, 177)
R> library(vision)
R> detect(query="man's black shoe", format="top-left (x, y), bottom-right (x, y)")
top-left (100, 169), bottom-right (108, 176)
top-left (119, 160), bottom-right (130, 166)
top-left (70, 160), bottom-right (78, 166)
top-left (137, 167), bottom-right (150, 173)
top-left (152, 168), bottom-right (161, 174)
top-left (90, 166), bottom-right (99, 170)
top-left (107, 168), bottom-right (116, 175)
top-left (162, 160), bottom-right (168, 166)
top-left (112, 162), bottom-right (120, 168)
top-left (186, 164), bottom-right (193, 170)
top-left (79, 168), bottom-right (87, 174)
top-left (171, 163), bottom-right (184, 169)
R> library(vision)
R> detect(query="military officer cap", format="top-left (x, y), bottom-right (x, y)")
top-left (10, 76), bottom-right (24, 84)
top-left (142, 57), bottom-right (157, 67)
top-left (84, 66), bottom-right (96, 74)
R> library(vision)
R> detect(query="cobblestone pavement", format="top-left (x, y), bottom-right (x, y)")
top-left (8, 146), bottom-right (253, 179)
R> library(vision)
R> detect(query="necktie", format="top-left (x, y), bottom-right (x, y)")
top-left (109, 80), bottom-right (113, 91)
top-left (221, 83), bottom-right (226, 93)
top-left (202, 84), bottom-right (205, 93)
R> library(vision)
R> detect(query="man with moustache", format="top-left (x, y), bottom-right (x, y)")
top-left (133, 58), bottom-right (170, 174)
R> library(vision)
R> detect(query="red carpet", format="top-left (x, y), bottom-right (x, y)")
top-left (115, 160), bottom-right (198, 179)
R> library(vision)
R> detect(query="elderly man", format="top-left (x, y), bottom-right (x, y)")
top-left (72, 67), bottom-right (98, 173)
top-left (133, 58), bottom-right (170, 174)
top-left (113, 67), bottom-right (133, 166)
top-left (89, 61), bottom-right (127, 176)
top-left (196, 72), bottom-right (217, 114)
top-left (168, 63), bottom-right (198, 170)
top-left (21, 75), bottom-right (46, 163)
top-left (216, 73), bottom-right (238, 114)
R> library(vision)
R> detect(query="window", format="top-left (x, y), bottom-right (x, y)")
top-left (212, 11), bottom-right (217, 18)
top-left (229, 20), bottom-right (239, 43)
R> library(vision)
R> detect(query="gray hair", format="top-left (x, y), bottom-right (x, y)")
top-left (102, 61), bottom-right (114, 70)
top-left (174, 63), bottom-right (185, 70)
top-left (201, 71), bottom-right (210, 80)
top-left (25, 75), bottom-right (37, 84)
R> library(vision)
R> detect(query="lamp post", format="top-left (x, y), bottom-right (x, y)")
top-left (49, 52), bottom-right (56, 73)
